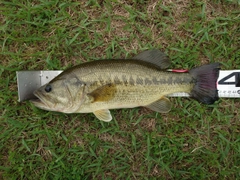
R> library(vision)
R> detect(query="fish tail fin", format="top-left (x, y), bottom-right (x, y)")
top-left (189, 63), bottom-right (220, 104)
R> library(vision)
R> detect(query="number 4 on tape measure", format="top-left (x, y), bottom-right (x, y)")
top-left (218, 72), bottom-right (240, 87)
top-left (217, 70), bottom-right (240, 98)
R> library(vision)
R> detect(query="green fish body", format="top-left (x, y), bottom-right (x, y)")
top-left (31, 50), bottom-right (220, 121)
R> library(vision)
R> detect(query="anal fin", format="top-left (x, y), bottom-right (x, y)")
top-left (145, 96), bottom-right (171, 113)
top-left (93, 109), bottom-right (112, 122)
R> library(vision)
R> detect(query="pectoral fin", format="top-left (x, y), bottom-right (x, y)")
top-left (145, 97), bottom-right (171, 113)
top-left (93, 109), bottom-right (112, 122)
top-left (133, 49), bottom-right (170, 69)
top-left (88, 83), bottom-right (116, 102)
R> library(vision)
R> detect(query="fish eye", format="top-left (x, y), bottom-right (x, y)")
top-left (45, 84), bottom-right (52, 93)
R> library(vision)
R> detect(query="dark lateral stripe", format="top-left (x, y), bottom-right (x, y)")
top-left (129, 76), bottom-right (135, 85)
top-left (110, 75), bottom-right (193, 86)
top-left (136, 77), bottom-right (144, 85)
top-left (151, 76), bottom-right (193, 85)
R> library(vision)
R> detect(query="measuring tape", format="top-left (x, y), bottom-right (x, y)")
top-left (216, 70), bottom-right (240, 98)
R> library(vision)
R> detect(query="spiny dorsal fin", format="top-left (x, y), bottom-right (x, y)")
top-left (145, 96), bottom-right (172, 113)
top-left (133, 49), bottom-right (170, 69)
top-left (93, 109), bottom-right (112, 122)
top-left (88, 83), bottom-right (117, 102)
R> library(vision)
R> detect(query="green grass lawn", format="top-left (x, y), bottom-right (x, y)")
top-left (1, 0), bottom-right (240, 179)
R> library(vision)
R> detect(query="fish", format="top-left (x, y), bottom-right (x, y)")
top-left (31, 49), bottom-right (220, 122)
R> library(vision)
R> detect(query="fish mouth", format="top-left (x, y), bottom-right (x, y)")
top-left (30, 91), bottom-right (51, 110)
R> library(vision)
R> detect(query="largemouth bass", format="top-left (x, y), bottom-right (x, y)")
top-left (31, 50), bottom-right (220, 122)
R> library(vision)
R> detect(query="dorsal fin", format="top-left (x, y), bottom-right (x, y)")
top-left (133, 49), bottom-right (170, 69)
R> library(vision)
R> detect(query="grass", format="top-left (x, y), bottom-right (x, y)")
top-left (1, 0), bottom-right (240, 179)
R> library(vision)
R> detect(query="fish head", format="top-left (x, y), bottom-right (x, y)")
top-left (31, 75), bottom-right (86, 113)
